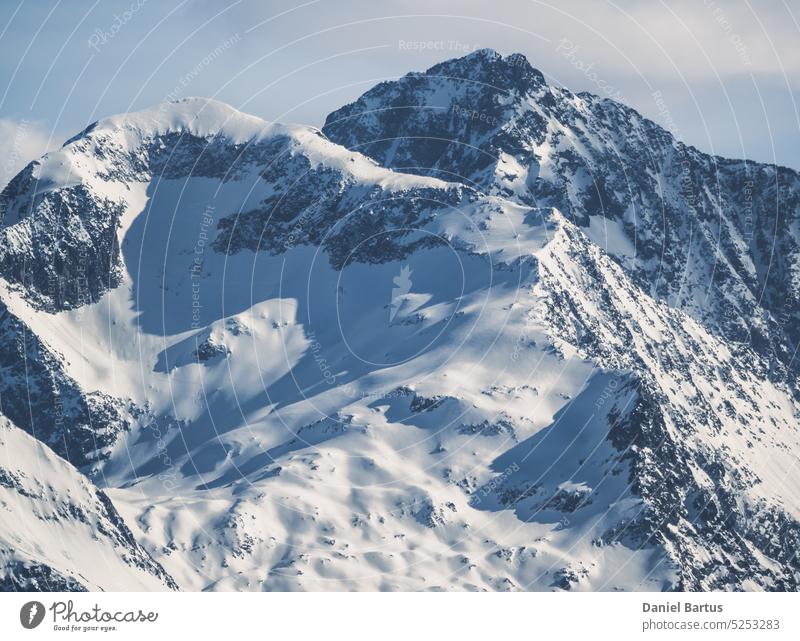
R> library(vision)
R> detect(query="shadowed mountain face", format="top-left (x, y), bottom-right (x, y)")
top-left (0, 51), bottom-right (799, 591)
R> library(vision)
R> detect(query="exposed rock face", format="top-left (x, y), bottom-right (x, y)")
top-left (0, 183), bottom-right (125, 311)
top-left (607, 386), bottom-right (800, 591)
top-left (0, 300), bottom-right (134, 467)
top-left (0, 560), bottom-right (88, 592)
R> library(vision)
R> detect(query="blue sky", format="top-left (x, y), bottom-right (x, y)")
top-left (1, 0), bottom-right (798, 187)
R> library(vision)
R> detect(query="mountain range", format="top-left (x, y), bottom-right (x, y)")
top-left (1, 49), bottom-right (799, 591)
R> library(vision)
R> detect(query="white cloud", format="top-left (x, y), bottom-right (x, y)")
top-left (0, 118), bottom-right (55, 191)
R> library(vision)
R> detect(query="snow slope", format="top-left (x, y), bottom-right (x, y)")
top-left (0, 414), bottom-right (176, 591)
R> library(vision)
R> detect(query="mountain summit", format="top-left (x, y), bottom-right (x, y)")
top-left (324, 49), bottom-right (800, 374)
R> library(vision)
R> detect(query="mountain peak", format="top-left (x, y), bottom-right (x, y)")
top-left (63, 97), bottom-right (274, 149)
top-left (423, 48), bottom-right (546, 91)
top-left (321, 49), bottom-right (552, 196)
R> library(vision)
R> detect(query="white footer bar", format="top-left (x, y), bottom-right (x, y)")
top-left (1, 592), bottom-right (797, 640)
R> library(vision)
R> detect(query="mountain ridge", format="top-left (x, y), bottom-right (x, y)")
top-left (323, 49), bottom-right (800, 380)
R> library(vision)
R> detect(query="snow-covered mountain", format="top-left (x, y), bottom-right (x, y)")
top-left (0, 414), bottom-right (176, 590)
top-left (1, 49), bottom-right (799, 591)
top-left (323, 49), bottom-right (800, 375)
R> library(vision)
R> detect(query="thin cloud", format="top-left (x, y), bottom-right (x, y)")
top-left (0, 118), bottom-right (54, 191)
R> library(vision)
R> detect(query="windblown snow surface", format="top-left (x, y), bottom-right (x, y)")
top-left (1, 50), bottom-right (800, 591)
